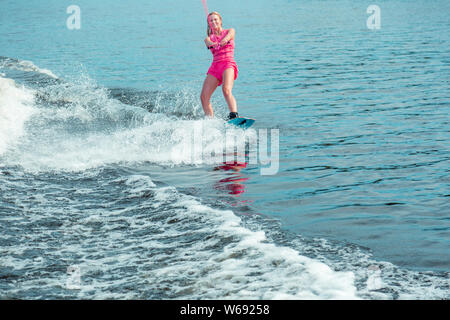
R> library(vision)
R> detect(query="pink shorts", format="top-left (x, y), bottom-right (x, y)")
top-left (207, 61), bottom-right (238, 86)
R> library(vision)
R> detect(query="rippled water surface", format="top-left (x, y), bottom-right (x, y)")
top-left (0, 0), bottom-right (449, 299)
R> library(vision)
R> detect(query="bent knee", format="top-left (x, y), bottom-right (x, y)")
top-left (222, 86), bottom-right (233, 97)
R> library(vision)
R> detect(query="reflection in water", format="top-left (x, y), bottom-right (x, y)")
top-left (214, 161), bottom-right (249, 196)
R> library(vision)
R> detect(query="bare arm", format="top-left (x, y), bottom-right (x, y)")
top-left (220, 28), bottom-right (235, 46)
top-left (204, 36), bottom-right (215, 48)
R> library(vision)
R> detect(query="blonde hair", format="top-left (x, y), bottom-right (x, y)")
top-left (207, 11), bottom-right (222, 37)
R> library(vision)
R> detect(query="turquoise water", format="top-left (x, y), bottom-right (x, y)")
top-left (0, 0), bottom-right (449, 299)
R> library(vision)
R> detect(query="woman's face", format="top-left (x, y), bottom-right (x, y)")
top-left (209, 14), bottom-right (221, 30)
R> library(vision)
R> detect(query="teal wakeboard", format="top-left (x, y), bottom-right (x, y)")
top-left (227, 117), bottom-right (255, 129)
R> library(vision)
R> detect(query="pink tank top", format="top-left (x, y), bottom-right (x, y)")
top-left (209, 29), bottom-right (235, 63)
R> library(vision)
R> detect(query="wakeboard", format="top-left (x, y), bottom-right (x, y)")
top-left (227, 117), bottom-right (255, 129)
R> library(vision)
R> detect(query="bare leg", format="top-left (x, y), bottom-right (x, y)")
top-left (200, 74), bottom-right (219, 117)
top-left (222, 68), bottom-right (237, 113)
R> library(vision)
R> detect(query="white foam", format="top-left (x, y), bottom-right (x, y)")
top-left (150, 85), bottom-right (206, 119)
top-left (1, 70), bottom-right (252, 172)
top-left (3, 171), bottom-right (446, 299)
top-left (7, 114), bottom-right (235, 172)
top-left (142, 187), bottom-right (359, 300)
top-left (284, 230), bottom-right (450, 300)
top-left (0, 76), bottom-right (36, 156)
top-left (27, 176), bottom-right (357, 299)
top-left (15, 60), bottom-right (58, 79)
